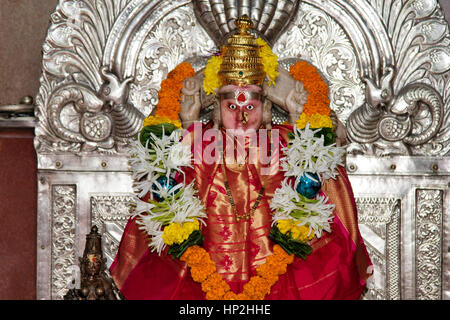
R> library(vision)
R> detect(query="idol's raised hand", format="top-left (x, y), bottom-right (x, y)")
top-left (180, 77), bottom-right (202, 129)
top-left (286, 80), bottom-right (308, 125)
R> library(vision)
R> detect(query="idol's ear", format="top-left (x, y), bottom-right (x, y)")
top-left (212, 96), bottom-right (221, 130)
top-left (262, 98), bottom-right (273, 130)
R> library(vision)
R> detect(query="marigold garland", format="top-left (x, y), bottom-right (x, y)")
top-left (203, 55), bottom-right (223, 96)
top-left (289, 60), bottom-right (330, 117)
top-left (143, 62), bottom-right (195, 128)
top-left (180, 244), bottom-right (294, 300)
top-left (161, 220), bottom-right (200, 246)
top-left (255, 38), bottom-right (279, 86)
top-left (277, 219), bottom-right (316, 242)
top-left (295, 113), bottom-right (333, 130)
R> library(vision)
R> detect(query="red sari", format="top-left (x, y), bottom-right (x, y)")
top-left (110, 123), bottom-right (372, 299)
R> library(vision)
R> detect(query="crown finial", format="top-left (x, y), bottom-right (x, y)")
top-left (235, 15), bottom-right (253, 35)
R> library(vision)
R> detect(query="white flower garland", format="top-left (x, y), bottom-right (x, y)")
top-left (129, 128), bottom-right (206, 254)
top-left (129, 123), bottom-right (345, 253)
top-left (270, 124), bottom-right (346, 238)
top-left (281, 123), bottom-right (345, 180)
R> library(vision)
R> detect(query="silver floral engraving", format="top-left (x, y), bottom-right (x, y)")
top-left (273, 3), bottom-right (365, 124)
top-left (346, 0), bottom-right (450, 156)
top-left (357, 197), bottom-right (401, 300)
top-left (35, 0), bottom-right (144, 155)
top-left (415, 189), bottom-right (443, 300)
top-left (51, 185), bottom-right (77, 300)
top-left (90, 194), bottom-right (135, 266)
top-left (129, 2), bottom-right (216, 116)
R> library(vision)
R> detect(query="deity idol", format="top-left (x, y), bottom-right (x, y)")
top-left (110, 16), bottom-right (372, 300)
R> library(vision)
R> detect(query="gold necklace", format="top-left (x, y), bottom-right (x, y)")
top-left (217, 127), bottom-right (276, 222)
top-left (221, 161), bottom-right (265, 222)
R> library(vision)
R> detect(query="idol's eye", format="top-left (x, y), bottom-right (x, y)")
top-left (228, 104), bottom-right (237, 110)
top-left (246, 104), bottom-right (254, 110)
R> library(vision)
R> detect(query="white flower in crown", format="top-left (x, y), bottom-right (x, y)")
top-left (281, 123), bottom-right (345, 180)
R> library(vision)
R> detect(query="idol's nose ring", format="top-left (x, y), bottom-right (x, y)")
top-left (242, 111), bottom-right (249, 125)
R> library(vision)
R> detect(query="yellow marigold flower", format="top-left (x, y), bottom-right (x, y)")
top-left (276, 219), bottom-right (292, 234)
top-left (290, 224), bottom-right (315, 242)
top-left (203, 55), bottom-right (223, 95)
top-left (295, 113), bottom-right (333, 130)
top-left (143, 115), bottom-right (182, 129)
top-left (277, 220), bottom-right (315, 242)
top-left (256, 38), bottom-right (279, 86)
top-left (162, 220), bottom-right (200, 245)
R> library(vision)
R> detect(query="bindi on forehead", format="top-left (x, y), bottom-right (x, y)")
top-left (237, 91), bottom-right (247, 104)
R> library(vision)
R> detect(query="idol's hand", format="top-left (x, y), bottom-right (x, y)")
top-left (286, 81), bottom-right (308, 124)
top-left (180, 77), bottom-right (202, 128)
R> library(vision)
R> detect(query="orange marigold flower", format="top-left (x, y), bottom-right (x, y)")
top-left (290, 60), bottom-right (331, 118)
top-left (190, 262), bottom-right (216, 282)
top-left (243, 276), bottom-right (271, 300)
top-left (201, 273), bottom-right (229, 293)
top-left (145, 62), bottom-right (195, 123)
top-left (180, 245), bottom-right (209, 266)
top-left (168, 62), bottom-right (195, 82)
top-left (223, 291), bottom-right (238, 300)
top-left (206, 288), bottom-right (228, 300)
top-left (236, 293), bottom-right (250, 300)
top-left (273, 244), bottom-right (295, 264)
top-left (256, 263), bottom-right (280, 285)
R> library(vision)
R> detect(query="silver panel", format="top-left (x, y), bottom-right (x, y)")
top-left (36, 171), bottom-right (133, 300)
top-left (347, 155), bottom-right (449, 299)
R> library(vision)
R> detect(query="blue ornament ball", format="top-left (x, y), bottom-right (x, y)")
top-left (152, 176), bottom-right (178, 201)
top-left (296, 172), bottom-right (322, 199)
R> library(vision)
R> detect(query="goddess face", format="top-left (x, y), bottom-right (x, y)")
top-left (218, 85), bottom-right (263, 135)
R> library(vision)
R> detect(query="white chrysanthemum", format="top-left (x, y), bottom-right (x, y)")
top-left (168, 141), bottom-right (192, 168)
top-left (270, 179), bottom-right (302, 216)
top-left (167, 182), bottom-right (207, 224)
top-left (134, 214), bottom-right (165, 253)
top-left (133, 197), bottom-right (155, 214)
top-left (128, 129), bottom-right (193, 197)
top-left (281, 124), bottom-right (345, 180)
top-left (133, 182), bottom-right (206, 254)
top-left (270, 178), bottom-right (335, 238)
top-left (129, 136), bottom-right (163, 197)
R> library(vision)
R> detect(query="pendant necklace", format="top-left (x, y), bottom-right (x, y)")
top-left (219, 132), bottom-right (265, 222)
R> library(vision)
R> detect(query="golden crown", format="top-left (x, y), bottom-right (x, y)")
top-left (218, 15), bottom-right (266, 87)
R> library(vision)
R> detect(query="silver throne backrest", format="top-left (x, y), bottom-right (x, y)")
top-left (35, 0), bottom-right (449, 300)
